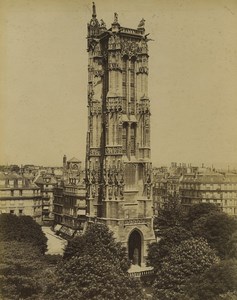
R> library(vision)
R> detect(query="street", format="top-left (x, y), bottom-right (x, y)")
top-left (42, 226), bottom-right (67, 255)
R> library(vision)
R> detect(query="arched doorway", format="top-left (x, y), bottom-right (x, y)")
top-left (128, 229), bottom-right (142, 266)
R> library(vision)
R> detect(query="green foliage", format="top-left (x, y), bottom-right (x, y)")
top-left (45, 223), bottom-right (144, 299)
top-left (44, 254), bottom-right (62, 266)
top-left (185, 203), bottom-right (221, 226)
top-left (184, 259), bottom-right (237, 300)
top-left (0, 241), bottom-right (47, 299)
top-left (0, 214), bottom-right (47, 254)
top-left (153, 238), bottom-right (219, 300)
top-left (46, 254), bottom-right (144, 300)
top-left (219, 291), bottom-right (237, 300)
top-left (191, 211), bottom-right (237, 259)
top-left (147, 226), bottom-right (192, 268)
top-left (0, 213), bottom-right (22, 240)
top-left (64, 222), bottom-right (130, 272)
top-left (154, 194), bottom-right (186, 231)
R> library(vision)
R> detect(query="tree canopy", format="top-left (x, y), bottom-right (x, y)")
top-left (0, 214), bottom-right (47, 254)
top-left (191, 211), bottom-right (237, 259)
top-left (148, 201), bottom-right (237, 299)
top-left (185, 202), bottom-right (221, 227)
top-left (147, 226), bottom-right (192, 268)
top-left (153, 193), bottom-right (186, 231)
top-left (184, 259), bottom-right (237, 300)
top-left (46, 223), bottom-right (144, 300)
top-left (64, 222), bottom-right (130, 272)
top-left (0, 241), bottom-right (47, 300)
top-left (153, 238), bottom-right (219, 300)
top-left (46, 254), bottom-right (144, 300)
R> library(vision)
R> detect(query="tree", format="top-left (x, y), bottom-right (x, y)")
top-left (154, 193), bottom-right (186, 231)
top-left (153, 238), bottom-right (219, 300)
top-left (19, 215), bottom-right (48, 254)
top-left (184, 259), bottom-right (237, 300)
top-left (64, 222), bottom-right (130, 272)
top-left (191, 211), bottom-right (237, 259)
top-left (219, 291), bottom-right (237, 300)
top-left (147, 226), bottom-right (192, 268)
top-left (45, 254), bottom-right (144, 300)
top-left (0, 214), bottom-right (47, 254)
top-left (54, 223), bottom-right (145, 299)
top-left (185, 203), bottom-right (221, 228)
top-left (0, 241), bottom-right (48, 299)
top-left (0, 213), bottom-right (22, 241)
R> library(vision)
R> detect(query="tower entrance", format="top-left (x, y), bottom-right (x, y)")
top-left (128, 230), bottom-right (142, 266)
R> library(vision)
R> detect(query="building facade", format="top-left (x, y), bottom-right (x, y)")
top-left (53, 156), bottom-right (87, 238)
top-left (180, 172), bottom-right (237, 216)
top-left (34, 170), bottom-right (58, 224)
top-left (0, 172), bottom-right (42, 223)
top-left (152, 163), bottom-right (237, 218)
top-left (153, 172), bottom-right (181, 215)
top-left (85, 4), bottom-right (155, 266)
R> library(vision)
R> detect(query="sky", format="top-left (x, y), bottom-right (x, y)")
top-left (0, 0), bottom-right (237, 167)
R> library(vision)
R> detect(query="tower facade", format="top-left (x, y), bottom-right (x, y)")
top-left (85, 3), bottom-right (155, 265)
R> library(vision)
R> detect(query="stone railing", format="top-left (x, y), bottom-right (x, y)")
top-left (123, 217), bottom-right (151, 227)
top-left (128, 269), bottom-right (154, 278)
top-left (105, 146), bottom-right (123, 156)
top-left (120, 27), bottom-right (142, 35)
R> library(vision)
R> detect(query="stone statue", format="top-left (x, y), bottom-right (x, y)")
top-left (133, 248), bottom-right (139, 265)
top-left (114, 12), bottom-right (118, 23)
top-left (138, 18), bottom-right (145, 28)
top-left (100, 19), bottom-right (106, 27)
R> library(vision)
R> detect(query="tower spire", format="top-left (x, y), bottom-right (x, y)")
top-left (92, 2), bottom-right (96, 18)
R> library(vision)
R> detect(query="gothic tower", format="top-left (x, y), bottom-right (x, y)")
top-left (85, 3), bottom-right (155, 265)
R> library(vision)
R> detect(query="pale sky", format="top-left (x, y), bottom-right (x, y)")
top-left (0, 0), bottom-right (237, 167)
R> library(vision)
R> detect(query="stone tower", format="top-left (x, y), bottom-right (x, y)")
top-left (85, 3), bottom-right (155, 265)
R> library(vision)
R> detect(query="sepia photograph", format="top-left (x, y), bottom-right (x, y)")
top-left (0, 0), bottom-right (237, 299)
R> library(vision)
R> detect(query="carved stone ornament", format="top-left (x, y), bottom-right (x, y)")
top-left (140, 39), bottom-right (148, 53)
top-left (137, 18), bottom-right (145, 28)
top-left (124, 218), bottom-right (151, 226)
top-left (101, 165), bottom-right (125, 200)
top-left (100, 19), bottom-right (106, 27)
top-left (88, 38), bottom-right (99, 52)
top-left (137, 98), bottom-right (150, 114)
top-left (94, 70), bottom-right (104, 77)
top-left (88, 89), bottom-right (94, 102)
top-left (90, 101), bottom-right (102, 115)
top-left (108, 62), bottom-right (122, 71)
top-left (137, 66), bottom-right (149, 75)
top-left (114, 12), bottom-right (118, 24)
top-left (105, 146), bottom-right (123, 155)
top-left (144, 114), bottom-right (150, 127)
top-left (121, 40), bottom-right (140, 57)
top-left (106, 97), bottom-right (123, 112)
top-left (118, 113), bottom-right (123, 126)
top-left (108, 35), bottom-right (121, 50)
top-left (89, 148), bottom-right (101, 156)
